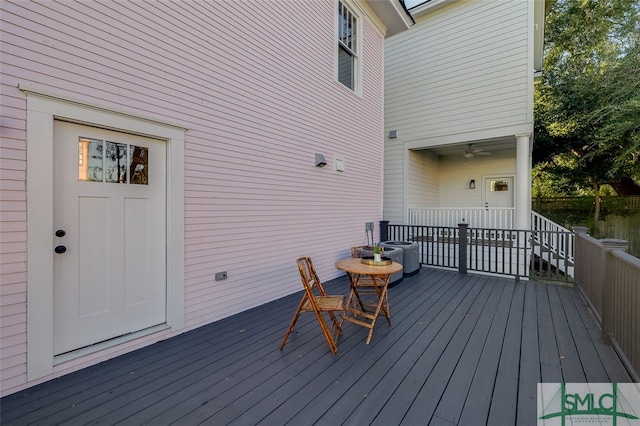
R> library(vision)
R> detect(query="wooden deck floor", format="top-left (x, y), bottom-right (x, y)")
top-left (1, 268), bottom-right (635, 425)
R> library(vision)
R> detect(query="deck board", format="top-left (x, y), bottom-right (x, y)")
top-left (1, 268), bottom-right (635, 426)
top-left (568, 287), bottom-right (636, 381)
top-left (431, 276), bottom-right (505, 425)
top-left (548, 285), bottom-right (587, 382)
top-left (457, 280), bottom-right (515, 425)
top-left (536, 283), bottom-right (564, 384)
top-left (517, 283), bottom-right (541, 424)
top-left (400, 276), bottom-right (495, 425)
top-left (486, 279), bottom-right (525, 426)
top-left (557, 284), bottom-right (610, 382)
top-left (368, 274), bottom-right (484, 426)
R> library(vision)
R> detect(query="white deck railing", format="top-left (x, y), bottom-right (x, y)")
top-left (530, 211), bottom-right (574, 273)
top-left (408, 207), bottom-right (515, 229)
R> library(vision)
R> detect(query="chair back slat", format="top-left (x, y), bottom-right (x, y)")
top-left (297, 256), bottom-right (327, 297)
top-left (351, 245), bottom-right (369, 258)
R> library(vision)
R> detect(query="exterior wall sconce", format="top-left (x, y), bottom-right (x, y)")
top-left (389, 130), bottom-right (398, 138)
top-left (469, 179), bottom-right (476, 189)
top-left (315, 153), bottom-right (327, 167)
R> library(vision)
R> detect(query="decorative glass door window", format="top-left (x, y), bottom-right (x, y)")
top-left (491, 180), bottom-right (509, 191)
top-left (78, 137), bottom-right (148, 185)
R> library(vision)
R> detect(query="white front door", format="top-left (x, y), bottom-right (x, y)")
top-left (53, 121), bottom-right (167, 356)
top-left (484, 177), bottom-right (514, 208)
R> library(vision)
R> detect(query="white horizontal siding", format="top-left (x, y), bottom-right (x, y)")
top-left (438, 150), bottom-right (516, 207)
top-left (1, 0), bottom-right (387, 395)
top-left (407, 150), bottom-right (440, 209)
top-left (384, 0), bottom-right (531, 143)
top-left (383, 138), bottom-right (405, 223)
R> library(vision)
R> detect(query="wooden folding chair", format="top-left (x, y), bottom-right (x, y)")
top-left (350, 245), bottom-right (368, 259)
top-left (351, 246), bottom-right (373, 278)
top-left (280, 257), bottom-right (345, 354)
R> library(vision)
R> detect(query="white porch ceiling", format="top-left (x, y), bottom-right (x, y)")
top-left (416, 137), bottom-right (516, 157)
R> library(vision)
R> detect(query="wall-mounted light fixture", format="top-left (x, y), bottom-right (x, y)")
top-left (469, 179), bottom-right (476, 189)
top-left (389, 130), bottom-right (398, 139)
top-left (315, 153), bottom-right (327, 168)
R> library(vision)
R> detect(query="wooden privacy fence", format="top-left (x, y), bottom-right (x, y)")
top-left (533, 195), bottom-right (640, 212)
top-left (573, 227), bottom-right (640, 380)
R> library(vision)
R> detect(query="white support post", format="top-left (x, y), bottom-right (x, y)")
top-left (516, 133), bottom-right (532, 230)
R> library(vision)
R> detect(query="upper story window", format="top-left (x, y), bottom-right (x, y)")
top-left (337, 1), bottom-right (360, 93)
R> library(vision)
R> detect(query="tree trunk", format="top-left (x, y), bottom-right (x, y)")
top-left (591, 178), bottom-right (601, 225)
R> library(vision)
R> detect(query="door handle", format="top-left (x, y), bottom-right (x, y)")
top-left (54, 245), bottom-right (67, 254)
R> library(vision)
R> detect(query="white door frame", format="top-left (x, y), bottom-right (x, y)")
top-left (23, 86), bottom-right (186, 381)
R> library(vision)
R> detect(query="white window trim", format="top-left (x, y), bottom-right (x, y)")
top-left (335, 0), bottom-right (363, 96)
top-left (21, 85), bottom-right (186, 380)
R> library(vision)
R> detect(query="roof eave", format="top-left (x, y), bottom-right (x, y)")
top-left (407, 0), bottom-right (457, 20)
top-left (365, 0), bottom-right (414, 38)
top-left (533, 0), bottom-right (545, 73)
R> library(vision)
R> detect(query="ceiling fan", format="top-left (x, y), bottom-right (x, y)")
top-left (463, 144), bottom-right (491, 158)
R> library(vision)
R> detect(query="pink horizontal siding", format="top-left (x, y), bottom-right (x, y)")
top-left (1, 0), bottom-right (387, 395)
top-left (1, 80), bottom-right (28, 394)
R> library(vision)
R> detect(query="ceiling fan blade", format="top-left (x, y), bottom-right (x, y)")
top-left (462, 144), bottom-right (492, 157)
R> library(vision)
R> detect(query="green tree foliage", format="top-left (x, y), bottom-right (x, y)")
top-left (534, 0), bottom-right (640, 216)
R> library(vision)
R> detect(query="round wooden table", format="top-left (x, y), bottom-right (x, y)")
top-left (335, 258), bottom-right (403, 344)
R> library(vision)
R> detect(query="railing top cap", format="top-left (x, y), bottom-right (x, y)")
top-left (600, 238), bottom-right (629, 247)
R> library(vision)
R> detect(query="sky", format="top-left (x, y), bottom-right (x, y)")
top-left (403, 0), bottom-right (428, 9)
